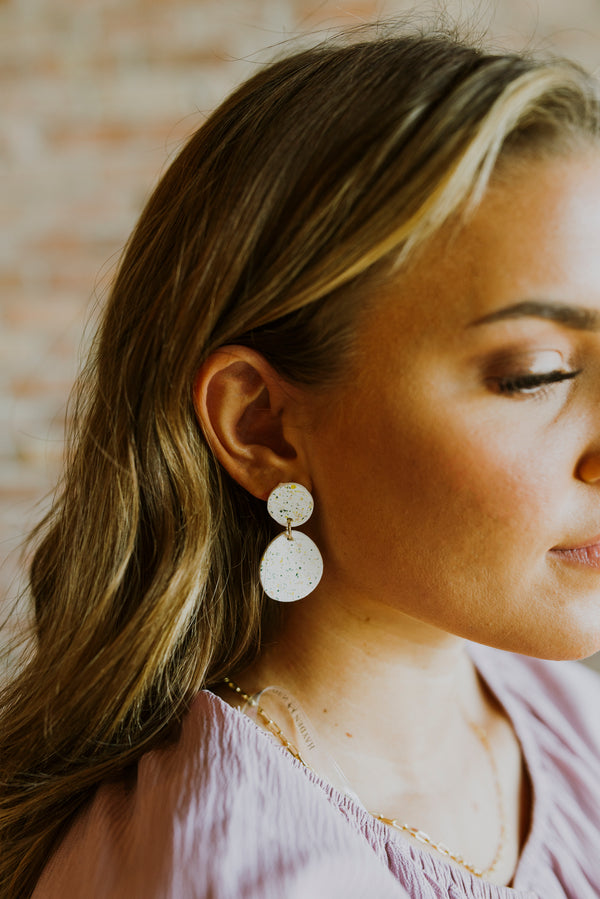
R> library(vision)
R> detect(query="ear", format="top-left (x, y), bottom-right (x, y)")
top-left (193, 346), bottom-right (311, 500)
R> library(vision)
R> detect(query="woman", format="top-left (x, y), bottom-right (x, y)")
top-left (2, 22), bottom-right (600, 898)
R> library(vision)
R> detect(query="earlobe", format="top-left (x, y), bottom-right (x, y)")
top-left (193, 346), bottom-right (306, 499)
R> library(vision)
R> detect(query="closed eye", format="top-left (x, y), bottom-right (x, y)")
top-left (490, 369), bottom-right (581, 397)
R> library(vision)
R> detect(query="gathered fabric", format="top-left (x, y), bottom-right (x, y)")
top-left (34, 645), bottom-right (600, 898)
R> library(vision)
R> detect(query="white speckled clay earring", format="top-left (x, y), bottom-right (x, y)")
top-left (259, 482), bottom-right (324, 602)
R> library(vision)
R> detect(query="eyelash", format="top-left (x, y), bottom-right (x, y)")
top-left (492, 369), bottom-right (581, 397)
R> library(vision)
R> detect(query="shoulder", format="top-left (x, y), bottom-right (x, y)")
top-left (34, 691), bottom-right (407, 899)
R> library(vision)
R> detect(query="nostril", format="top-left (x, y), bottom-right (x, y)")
top-left (577, 455), bottom-right (600, 483)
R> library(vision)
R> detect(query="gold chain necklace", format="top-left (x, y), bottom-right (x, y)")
top-left (223, 676), bottom-right (506, 880)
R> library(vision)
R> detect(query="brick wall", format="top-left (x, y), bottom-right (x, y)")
top-left (2, 0), bottom-right (600, 665)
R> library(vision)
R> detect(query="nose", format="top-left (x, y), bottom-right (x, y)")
top-left (577, 454), bottom-right (600, 483)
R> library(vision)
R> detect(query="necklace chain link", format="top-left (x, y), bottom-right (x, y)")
top-left (222, 676), bottom-right (505, 880)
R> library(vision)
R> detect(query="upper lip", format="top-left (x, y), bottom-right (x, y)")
top-left (551, 534), bottom-right (600, 552)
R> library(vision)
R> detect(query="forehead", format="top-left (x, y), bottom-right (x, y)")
top-left (364, 151), bottom-right (600, 343)
top-left (465, 150), bottom-right (600, 290)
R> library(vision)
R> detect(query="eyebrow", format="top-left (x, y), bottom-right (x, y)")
top-left (468, 300), bottom-right (600, 332)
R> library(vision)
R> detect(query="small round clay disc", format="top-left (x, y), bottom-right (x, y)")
top-left (267, 483), bottom-right (314, 527)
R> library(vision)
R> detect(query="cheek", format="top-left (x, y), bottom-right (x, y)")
top-left (308, 397), bottom-right (596, 655)
top-left (312, 408), bottom-right (560, 579)
top-left (426, 429), bottom-right (556, 537)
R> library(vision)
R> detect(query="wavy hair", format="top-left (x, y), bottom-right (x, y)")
top-left (1, 22), bottom-right (599, 897)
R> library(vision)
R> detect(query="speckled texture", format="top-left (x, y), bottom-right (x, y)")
top-left (259, 531), bottom-right (323, 602)
top-left (266, 483), bottom-right (314, 527)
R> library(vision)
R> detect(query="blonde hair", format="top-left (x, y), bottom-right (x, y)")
top-left (1, 23), bottom-right (599, 896)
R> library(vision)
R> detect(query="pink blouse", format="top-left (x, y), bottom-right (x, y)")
top-left (33, 645), bottom-right (600, 898)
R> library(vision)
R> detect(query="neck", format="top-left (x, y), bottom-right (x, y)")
top-left (237, 590), bottom-right (490, 782)
top-left (231, 588), bottom-right (526, 887)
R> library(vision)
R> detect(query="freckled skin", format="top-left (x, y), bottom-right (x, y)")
top-left (302, 152), bottom-right (600, 661)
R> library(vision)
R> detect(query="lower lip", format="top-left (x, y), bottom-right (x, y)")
top-left (549, 544), bottom-right (600, 569)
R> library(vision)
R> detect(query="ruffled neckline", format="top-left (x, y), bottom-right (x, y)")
top-left (206, 643), bottom-right (546, 897)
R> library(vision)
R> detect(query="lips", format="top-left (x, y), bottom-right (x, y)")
top-left (549, 538), bottom-right (600, 568)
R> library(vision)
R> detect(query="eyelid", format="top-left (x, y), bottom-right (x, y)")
top-left (479, 346), bottom-right (582, 399)
top-left (487, 367), bottom-right (581, 399)
top-left (483, 348), bottom-right (567, 377)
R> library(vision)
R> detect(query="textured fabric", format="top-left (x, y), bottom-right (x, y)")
top-left (33, 645), bottom-right (600, 898)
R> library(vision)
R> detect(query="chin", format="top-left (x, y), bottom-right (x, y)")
top-left (535, 569), bottom-right (600, 660)
top-left (466, 603), bottom-right (600, 663)
top-left (547, 602), bottom-right (600, 661)
top-left (501, 621), bottom-right (600, 663)
top-left (548, 636), bottom-right (600, 663)
top-left (499, 580), bottom-right (600, 661)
